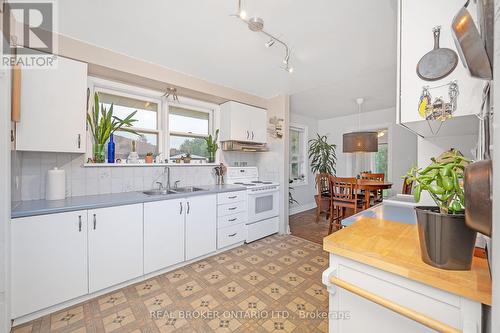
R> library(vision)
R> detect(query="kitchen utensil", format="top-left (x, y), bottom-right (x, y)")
top-left (451, 1), bottom-right (492, 80)
top-left (477, 0), bottom-right (494, 62)
top-left (417, 26), bottom-right (458, 81)
top-left (464, 159), bottom-right (492, 236)
top-left (46, 167), bottom-right (66, 200)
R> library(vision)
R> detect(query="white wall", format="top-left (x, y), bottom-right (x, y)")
top-left (0, 32), bottom-right (12, 333)
top-left (289, 113), bottom-right (318, 214)
top-left (318, 107), bottom-right (418, 195)
top-left (258, 95), bottom-right (290, 234)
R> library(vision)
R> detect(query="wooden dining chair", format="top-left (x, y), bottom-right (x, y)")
top-left (328, 176), bottom-right (363, 234)
top-left (314, 173), bottom-right (332, 222)
top-left (402, 177), bottom-right (413, 195)
top-left (360, 172), bottom-right (385, 204)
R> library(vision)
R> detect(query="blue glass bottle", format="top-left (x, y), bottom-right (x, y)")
top-left (107, 134), bottom-right (115, 163)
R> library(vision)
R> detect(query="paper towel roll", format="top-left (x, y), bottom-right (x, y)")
top-left (46, 167), bottom-right (66, 200)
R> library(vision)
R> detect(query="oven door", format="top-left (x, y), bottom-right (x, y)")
top-left (247, 188), bottom-right (279, 223)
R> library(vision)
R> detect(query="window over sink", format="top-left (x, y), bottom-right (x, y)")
top-left (87, 78), bottom-right (217, 165)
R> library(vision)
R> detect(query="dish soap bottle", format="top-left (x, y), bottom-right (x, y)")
top-left (107, 134), bottom-right (115, 163)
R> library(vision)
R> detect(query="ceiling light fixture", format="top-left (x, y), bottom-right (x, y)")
top-left (265, 39), bottom-right (275, 48)
top-left (233, 0), bottom-right (294, 73)
top-left (342, 98), bottom-right (379, 153)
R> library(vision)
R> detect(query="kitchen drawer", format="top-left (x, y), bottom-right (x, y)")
top-left (217, 191), bottom-right (247, 205)
top-left (217, 201), bottom-right (246, 217)
top-left (218, 212), bottom-right (247, 229)
top-left (217, 223), bottom-right (246, 249)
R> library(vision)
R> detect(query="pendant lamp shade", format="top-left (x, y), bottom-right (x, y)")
top-left (343, 132), bottom-right (378, 153)
top-left (342, 98), bottom-right (379, 153)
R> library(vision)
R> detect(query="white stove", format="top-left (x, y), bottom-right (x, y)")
top-left (226, 167), bottom-right (280, 242)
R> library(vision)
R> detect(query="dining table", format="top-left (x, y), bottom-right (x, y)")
top-left (356, 179), bottom-right (393, 210)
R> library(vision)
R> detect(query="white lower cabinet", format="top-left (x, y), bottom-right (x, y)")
top-left (88, 204), bottom-right (143, 293)
top-left (11, 211), bottom-right (88, 318)
top-left (185, 195), bottom-right (217, 260)
top-left (218, 223), bottom-right (246, 249)
top-left (144, 199), bottom-right (185, 274)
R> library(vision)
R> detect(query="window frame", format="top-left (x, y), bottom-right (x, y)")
top-left (289, 123), bottom-right (308, 186)
top-left (87, 77), bottom-right (219, 164)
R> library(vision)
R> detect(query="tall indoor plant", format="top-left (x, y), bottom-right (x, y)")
top-left (205, 129), bottom-right (219, 163)
top-left (308, 134), bottom-right (337, 175)
top-left (87, 92), bottom-right (139, 163)
top-left (405, 149), bottom-right (476, 270)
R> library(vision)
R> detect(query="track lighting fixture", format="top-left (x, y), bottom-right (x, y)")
top-left (234, 0), bottom-right (294, 73)
top-left (265, 39), bottom-right (275, 48)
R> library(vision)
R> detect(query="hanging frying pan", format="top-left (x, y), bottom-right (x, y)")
top-left (416, 26), bottom-right (458, 81)
top-left (451, 0), bottom-right (492, 80)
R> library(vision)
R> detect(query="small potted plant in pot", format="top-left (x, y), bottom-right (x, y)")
top-left (205, 129), bottom-right (219, 163)
top-left (145, 152), bottom-right (154, 164)
top-left (405, 149), bottom-right (476, 270)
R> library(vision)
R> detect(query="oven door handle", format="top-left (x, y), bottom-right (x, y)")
top-left (247, 189), bottom-right (279, 195)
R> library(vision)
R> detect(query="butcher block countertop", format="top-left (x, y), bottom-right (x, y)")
top-left (323, 207), bottom-right (492, 306)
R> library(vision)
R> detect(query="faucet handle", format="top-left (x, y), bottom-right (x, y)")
top-left (155, 181), bottom-right (163, 190)
top-left (174, 180), bottom-right (181, 189)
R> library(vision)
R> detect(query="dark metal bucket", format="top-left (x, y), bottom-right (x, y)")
top-left (415, 206), bottom-right (476, 270)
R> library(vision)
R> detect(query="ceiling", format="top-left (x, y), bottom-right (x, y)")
top-left (55, 0), bottom-right (398, 119)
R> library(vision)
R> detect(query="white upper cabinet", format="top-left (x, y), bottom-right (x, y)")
top-left (88, 204), bottom-right (143, 293)
top-left (16, 53), bottom-right (88, 152)
top-left (398, 0), bottom-right (482, 137)
top-left (220, 101), bottom-right (267, 143)
top-left (11, 211), bottom-right (88, 318)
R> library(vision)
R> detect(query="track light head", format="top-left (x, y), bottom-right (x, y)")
top-left (265, 39), bottom-right (275, 48)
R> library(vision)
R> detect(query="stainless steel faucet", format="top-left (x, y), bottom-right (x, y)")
top-left (165, 166), bottom-right (171, 189)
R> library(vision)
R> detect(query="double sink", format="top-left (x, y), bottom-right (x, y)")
top-left (143, 186), bottom-right (207, 196)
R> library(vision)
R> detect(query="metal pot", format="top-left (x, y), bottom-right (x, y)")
top-left (415, 206), bottom-right (476, 270)
top-left (464, 160), bottom-right (492, 236)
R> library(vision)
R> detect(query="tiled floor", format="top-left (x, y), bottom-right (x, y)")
top-left (12, 234), bottom-right (328, 333)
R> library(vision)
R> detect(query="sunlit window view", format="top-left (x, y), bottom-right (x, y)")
top-left (99, 92), bottom-right (159, 159)
top-left (168, 106), bottom-right (211, 162)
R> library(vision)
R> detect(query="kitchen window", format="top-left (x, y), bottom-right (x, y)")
top-left (88, 78), bottom-right (217, 165)
top-left (168, 105), bottom-right (213, 163)
top-left (289, 124), bottom-right (308, 185)
top-left (98, 91), bottom-right (161, 160)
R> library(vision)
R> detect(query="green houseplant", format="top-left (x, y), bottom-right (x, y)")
top-left (405, 149), bottom-right (476, 270)
top-left (87, 93), bottom-right (139, 163)
top-left (308, 134), bottom-right (337, 175)
top-left (205, 129), bottom-right (219, 163)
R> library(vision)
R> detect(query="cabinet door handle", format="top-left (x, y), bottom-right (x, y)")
top-left (77, 134), bottom-right (81, 148)
top-left (246, 130), bottom-right (249, 139)
top-left (180, 202), bottom-right (183, 215)
top-left (251, 131), bottom-right (254, 140)
top-left (78, 215), bottom-right (82, 232)
top-left (187, 201), bottom-right (190, 214)
top-left (93, 214), bottom-right (96, 230)
top-left (228, 195), bottom-right (237, 199)
top-left (228, 218), bottom-right (237, 222)
top-left (228, 233), bottom-right (237, 237)
top-left (228, 207), bottom-right (237, 211)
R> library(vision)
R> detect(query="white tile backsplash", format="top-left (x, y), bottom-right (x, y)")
top-left (15, 152), bottom-right (218, 201)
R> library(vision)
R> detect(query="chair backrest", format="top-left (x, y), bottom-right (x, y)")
top-left (402, 177), bottom-right (413, 195)
top-left (360, 172), bottom-right (385, 182)
top-left (329, 176), bottom-right (358, 202)
top-left (315, 173), bottom-right (331, 196)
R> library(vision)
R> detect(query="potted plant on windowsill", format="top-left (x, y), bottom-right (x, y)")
top-left (308, 134), bottom-right (337, 175)
top-left (405, 149), bottom-right (476, 270)
top-left (87, 93), bottom-right (139, 163)
top-left (145, 152), bottom-right (154, 164)
top-left (205, 129), bottom-right (219, 163)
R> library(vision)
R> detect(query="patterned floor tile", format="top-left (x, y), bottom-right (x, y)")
top-left (98, 291), bottom-right (127, 311)
top-left (12, 234), bottom-right (329, 333)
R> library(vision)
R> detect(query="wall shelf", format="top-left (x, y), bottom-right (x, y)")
top-left (83, 163), bottom-right (220, 168)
